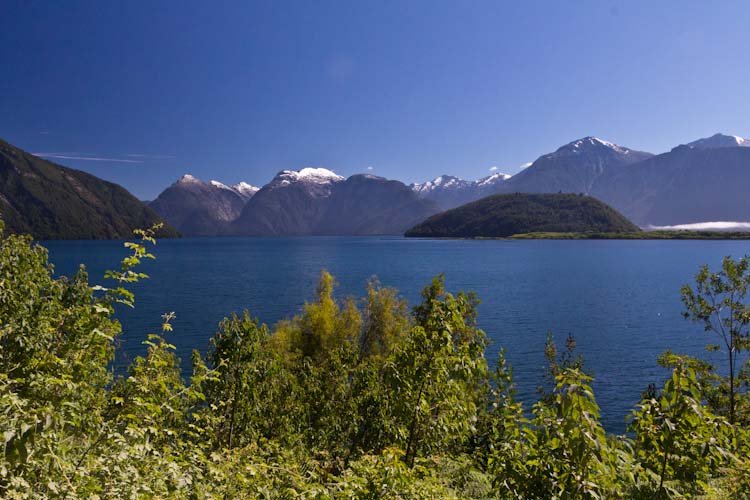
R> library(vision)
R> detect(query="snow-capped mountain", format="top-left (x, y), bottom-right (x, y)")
top-left (501, 136), bottom-right (653, 195)
top-left (411, 175), bottom-right (473, 195)
top-left (233, 181), bottom-right (260, 199)
top-left (410, 172), bottom-right (511, 210)
top-left (150, 174), bottom-right (257, 235)
top-left (149, 131), bottom-right (750, 235)
top-left (232, 169), bottom-right (438, 236)
top-left (476, 172), bottom-right (512, 187)
top-left (259, 167), bottom-right (345, 202)
top-left (210, 180), bottom-right (259, 201)
top-left (270, 167), bottom-right (345, 186)
top-left (683, 133), bottom-right (749, 150)
top-left (409, 135), bottom-right (650, 211)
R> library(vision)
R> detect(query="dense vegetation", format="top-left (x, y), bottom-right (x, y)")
top-left (405, 193), bottom-right (640, 238)
top-left (509, 230), bottom-right (750, 240)
top-left (0, 138), bottom-right (178, 239)
top-left (2, 223), bottom-right (750, 498)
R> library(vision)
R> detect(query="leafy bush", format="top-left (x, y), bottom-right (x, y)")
top-left (1, 223), bottom-right (749, 498)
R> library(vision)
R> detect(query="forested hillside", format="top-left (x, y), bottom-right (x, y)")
top-left (0, 139), bottom-right (177, 239)
top-left (1, 223), bottom-right (749, 498)
top-left (406, 193), bottom-right (640, 238)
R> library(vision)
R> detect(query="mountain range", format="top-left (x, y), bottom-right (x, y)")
top-left (2, 131), bottom-right (749, 239)
top-left (149, 167), bottom-right (440, 236)
top-left (405, 132), bottom-right (750, 227)
top-left (591, 143), bottom-right (750, 226)
top-left (146, 132), bottom-right (750, 235)
top-left (149, 175), bottom-right (259, 236)
top-left (409, 172), bottom-right (512, 210)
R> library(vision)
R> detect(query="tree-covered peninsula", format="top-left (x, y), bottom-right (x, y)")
top-left (405, 193), bottom-right (640, 238)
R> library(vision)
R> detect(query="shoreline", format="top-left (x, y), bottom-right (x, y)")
top-left (406, 230), bottom-right (750, 240)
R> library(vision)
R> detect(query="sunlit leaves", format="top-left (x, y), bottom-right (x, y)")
top-left (1, 221), bottom-right (750, 498)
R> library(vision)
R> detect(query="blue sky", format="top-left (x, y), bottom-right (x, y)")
top-left (1, 1), bottom-right (749, 199)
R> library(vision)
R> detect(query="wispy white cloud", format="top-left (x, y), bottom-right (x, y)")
top-left (489, 166), bottom-right (498, 172)
top-left (125, 154), bottom-right (176, 160)
top-left (366, 166), bottom-right (374, 170)
top-left (646, 221), bottom-right (750, 231)
top-left (34, 153), bottom-right (143, 164)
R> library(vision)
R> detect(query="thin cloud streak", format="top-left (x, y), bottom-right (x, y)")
top-left (125, 154), bottom-right (176, 160)
top-left (34, 153), bottom-right (143, 163)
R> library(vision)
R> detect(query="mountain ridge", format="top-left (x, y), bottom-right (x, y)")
top-left (149, 174), bottom-right (258, 236)
top-left (0, 138), bottom-right (177, 240)
top-left (230, 171), bottom-right (439, 236)
top-left (591, 144), bottom-right (750, 226)
top-left (19, 130), bottom-right (747, 238)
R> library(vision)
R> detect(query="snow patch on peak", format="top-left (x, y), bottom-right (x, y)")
top-left (275, 167), bottom-right (344, 185)
top-left (476, 172), bottom-right (511, 187)
top-left (233, 182), bottom-right (259, 196)
top-left (178, 174), bottom-right (202, 184)
top-left (685, 133), bottom-right (749, 149)
top-left (207, 179), bottom-right (258, 199)
top-left (210, 180), bottom-right (232, 190)
top-left (297, 167), bottom-right (344, 181)
top-left (411, 175), bottom-right (466, 194)
top-left (411, 172), bottom-right (510, 194)
top-left (562, 136), bottom-right (628, 154)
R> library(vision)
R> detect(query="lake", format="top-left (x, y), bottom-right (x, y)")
top-left (43, 236), bottom-right (750, 432)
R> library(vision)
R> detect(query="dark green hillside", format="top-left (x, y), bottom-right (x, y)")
top-left (0, 138), bottom-right (177, 239)
top-left (405, 193), bottom-right (640, 238)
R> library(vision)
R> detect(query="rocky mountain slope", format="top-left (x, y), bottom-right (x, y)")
top-left (317, 174), bottom-right (440, 235)
top-left (499, 137), bottom-right (653, 195)
top-left (592, 143), bottom-right (750, 226)
top-left (149, 175), bottom-right (258, 236)
top-left (231, 169), bottom-right (439, 235)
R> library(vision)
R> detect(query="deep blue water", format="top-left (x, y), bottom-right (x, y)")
top-left (43, 236), bottom-right (750, 432)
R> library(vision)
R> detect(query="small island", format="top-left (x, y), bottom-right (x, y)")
top-left (405, 193), bottom-right (640, 238)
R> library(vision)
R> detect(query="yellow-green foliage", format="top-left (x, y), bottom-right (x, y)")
top-left (271, 270), bottom-right (362, 363)
top-left (1, 224), bottom-right (750, 499)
